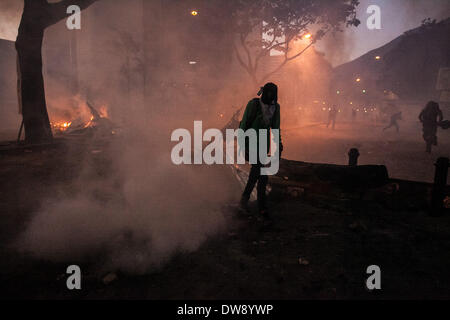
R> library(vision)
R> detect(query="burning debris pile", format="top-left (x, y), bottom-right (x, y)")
top-left (50, 100), bottom-right (118, 138)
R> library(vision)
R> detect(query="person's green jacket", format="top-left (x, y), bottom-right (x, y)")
top-left (239, 98), bottom-right (282, 159)
top-left (240, 98), bottom-right (280, 132)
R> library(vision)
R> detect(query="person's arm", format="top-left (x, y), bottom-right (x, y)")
top-left (438, 109), bottom-right (444, 122)
top-left (239, 100), bottom-right (256, 131)
top-left (419, 110), bottom-right (424, 122)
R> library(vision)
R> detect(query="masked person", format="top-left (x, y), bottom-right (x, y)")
top-left (239, 83), bottom-right (282, 218)
top-left (419, 101), bottom-right (443, 153)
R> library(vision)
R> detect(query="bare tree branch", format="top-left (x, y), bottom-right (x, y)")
top-left (239, 33), bottom-right (254, 74)
top-left (260, 41), bottom-right (314, 84)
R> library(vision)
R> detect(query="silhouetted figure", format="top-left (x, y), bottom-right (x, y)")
top-left (239, 83), bottom-right (282, 218)
top-left (327, 105), bottom-right (338, 129)
top-left (383, 112), bottom-right (402, 133)
top-left (419, 101), bottom-right (443, 153)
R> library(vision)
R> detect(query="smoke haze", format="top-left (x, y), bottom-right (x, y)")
top-left (1, 0), bottom-right (449, 274)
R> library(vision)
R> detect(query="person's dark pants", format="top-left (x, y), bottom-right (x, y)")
top-left (423, 124), bottom-right (438, 153)
top-left (383, 121), bottom-right (399, 133)
top-left (242, 163), bottom-right (268, 210)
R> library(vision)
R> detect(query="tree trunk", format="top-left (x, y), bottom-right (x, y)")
top-left (16, 25), bottom-right (53, 144)
top-left (16, 0), bottom-right (99, 144)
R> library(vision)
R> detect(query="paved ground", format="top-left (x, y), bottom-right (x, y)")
top-left (283, 121), bottom-right (450, 182)
top-left (0, 121), bottom-right (450, 299)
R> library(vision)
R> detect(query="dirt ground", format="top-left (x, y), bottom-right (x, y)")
top-left (0, 121), bottom-right (450, 300)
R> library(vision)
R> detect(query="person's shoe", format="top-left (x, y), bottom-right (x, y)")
top-left (239, 196), bottom-right (250, 213)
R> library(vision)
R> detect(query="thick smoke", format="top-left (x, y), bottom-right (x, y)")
top-left (14, 0), bottom-right (237, 274)
top-left (16, 125), bottom-right (232, 274)
top-left (6, 0), bottom-right (450, 274)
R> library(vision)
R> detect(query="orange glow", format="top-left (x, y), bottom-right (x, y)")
top-left (303, 33), bottom-right (312, 40)
top-left (356, 78), bottom-right (361, 82)
top-left (51, 121), bottom-right (72, 132)
top-left (375, 56), bottom-right (381, 60)
top-left (191, 10), bottom-right (198, 16)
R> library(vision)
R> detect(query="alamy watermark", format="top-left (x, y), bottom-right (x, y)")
top-left (66, 265), bottom-right (81, 290)
top-left (171, 121), bottom-right (280, 176)
top-left (366, 265), bottom-right (381, 290)
top-left (66, 5), bottom-right (81, 30)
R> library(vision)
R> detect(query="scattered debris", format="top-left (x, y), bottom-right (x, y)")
top-left (349, 221), bottom-right (368, 231)
top-left (298, 258), bottom-right (310, 266)
top-left (444, 197), bottom-right (450, 209)
top-left (102, 272), bottom-right (118, 285)
top-left (287, 187), bottom-right (305, 198)
top-left (310, 233), bottom-right (330, 238)
top-left (56, 274), bottom-right (66, 281)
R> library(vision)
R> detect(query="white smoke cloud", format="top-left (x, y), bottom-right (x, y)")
top-left (16, 124), bottom-right (232, 274)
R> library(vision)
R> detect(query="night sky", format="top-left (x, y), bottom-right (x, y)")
top-left (1, 0), bottom-right (449, 66)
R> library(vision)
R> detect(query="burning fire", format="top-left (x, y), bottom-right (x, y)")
top-left (49, 98), bottom-right (110, 134)
top-left (51, 121), bottom-right (72, 132)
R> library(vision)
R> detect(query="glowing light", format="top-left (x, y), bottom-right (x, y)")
top-left (191, 10), bottom-right (198, 16)
top-left (303, 33), bottom-right (312, 40)
top-left (363, 89), bottom-right (366, 93)
top-left (189, 61), bottom-right (197, 65)
top-left (336, 90), bottom-right (340, 94)
top-left (356, 78), bottom-right (361, 82)
top-left (51, 121), bottom-right (72, 132)
top-left (375, 56), bottom-right (381, 60)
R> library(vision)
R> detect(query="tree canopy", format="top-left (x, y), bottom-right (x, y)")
top-left (226, 0), bottom-right (361, 85)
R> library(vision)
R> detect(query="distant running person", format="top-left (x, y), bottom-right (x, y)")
top-left (383, 112), bottom-right (402, 133)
